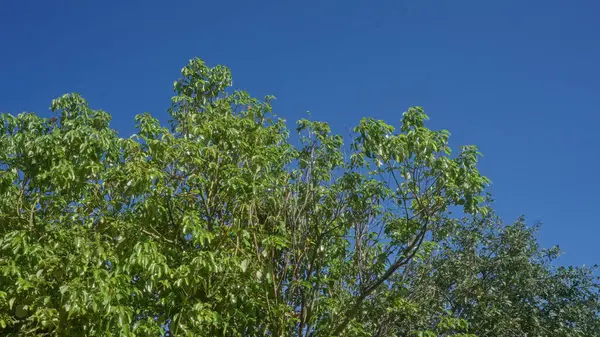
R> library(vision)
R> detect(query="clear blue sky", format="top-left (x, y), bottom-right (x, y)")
top-left (1, 0), bottom-right (599, 267)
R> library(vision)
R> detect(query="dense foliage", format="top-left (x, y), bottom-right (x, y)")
top-left (393, 212), bottom-right (600, 336)
top-left (1, 58), bottom-right (598, 336)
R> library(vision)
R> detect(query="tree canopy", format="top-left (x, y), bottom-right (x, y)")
top-left (1, 58), bottom-right (598, 336)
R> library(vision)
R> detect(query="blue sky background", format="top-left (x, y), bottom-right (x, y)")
top-left (1, 0), bottom-right (599, 267)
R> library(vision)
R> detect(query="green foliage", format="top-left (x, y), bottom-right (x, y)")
top-left (392, 211), bottom-right (600, 336)
top-left (0, 57), bottom-right (596, 336)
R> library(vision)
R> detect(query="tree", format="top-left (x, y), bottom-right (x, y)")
top-left (0, 57), bottom-right (594, 337)
top-left (384, 210), bottom-right (600, 336)
top-left (0, 57), bottom-right (487, 336)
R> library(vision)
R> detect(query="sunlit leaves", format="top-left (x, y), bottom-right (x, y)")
top-left (0, 57), bottom-right (497, 336)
